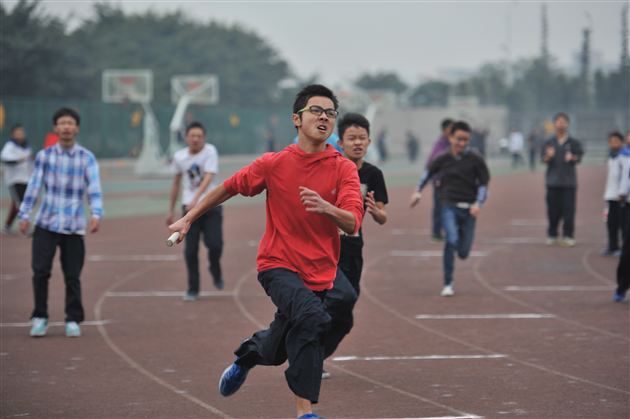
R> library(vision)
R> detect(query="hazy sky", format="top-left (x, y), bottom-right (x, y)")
top-left (6, 1), bottom-right (628, 86)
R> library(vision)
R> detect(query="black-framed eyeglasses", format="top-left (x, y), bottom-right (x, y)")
top-left (297, 105), bottom-right (338, 119)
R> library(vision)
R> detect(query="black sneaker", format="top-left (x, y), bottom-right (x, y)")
top-left (213, 276), bottom-right (225, 290)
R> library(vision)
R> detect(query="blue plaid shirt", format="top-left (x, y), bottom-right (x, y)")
top-left (18, 142), bottom-right (103, 235)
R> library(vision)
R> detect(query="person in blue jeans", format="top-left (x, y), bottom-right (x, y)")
top-left (410, 120), bottom-right (490, 296)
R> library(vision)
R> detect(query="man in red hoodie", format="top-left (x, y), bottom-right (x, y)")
top-left (169, 84), bottom-right (364, 419)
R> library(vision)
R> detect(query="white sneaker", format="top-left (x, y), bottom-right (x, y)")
top-left (321, 370), bottom-right (331, 380)
top-left (546, 237), bottom-right (558, 246)
top-left (441, 285), bottom-right (455, 297)
top-left (559, 238), bottom-right (576, 247)
top-left (30, 317), bottom-right (48, 337)
top-left (65, 321), bottom-right (81, 337)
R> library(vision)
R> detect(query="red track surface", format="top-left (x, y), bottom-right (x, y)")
top-left (1, 165), bottom-right (628, 418)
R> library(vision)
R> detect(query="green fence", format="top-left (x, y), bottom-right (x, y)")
top-left (0, 97), bottom-right (295, 158)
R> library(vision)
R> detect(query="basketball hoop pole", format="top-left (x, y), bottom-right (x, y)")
top-left (168, 77), bottom-right (218, 156)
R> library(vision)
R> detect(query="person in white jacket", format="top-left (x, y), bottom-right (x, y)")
top-left (613, 131), bottom-right (630, 301)
top-left (1, 124), bottom-right (32, 234)
top-left (603, 132), bottom-right (626, 255)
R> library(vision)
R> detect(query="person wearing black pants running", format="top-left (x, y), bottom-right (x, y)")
top-left (541, 113), bottom-right (584, 247)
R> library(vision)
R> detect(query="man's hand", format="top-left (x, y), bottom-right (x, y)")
top-left (545, 146), bottom-right (555, 159)
top-left (470, 203), bottom-right (481, 218)
top-left (19, 220), bottom-right (30, 235)
top-left (564, 151), bottom-right (575, 162)
top-left (409, 191), bottom-right (422, 208)
top-left (169, 217), bottom-right (192, 244)
top-left (166, 210), bottom-right (175, 226)
top-left (89, 217), bottom-right (100, 233)
top-left (365, 191), bottom-right (378, 216)
top-left (299, 187), bottom-right (331, 214)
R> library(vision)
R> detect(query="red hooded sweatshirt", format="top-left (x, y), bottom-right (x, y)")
top-left (223, 144), bottom-right (364, 291)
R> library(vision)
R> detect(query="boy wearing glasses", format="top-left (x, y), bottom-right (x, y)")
top-left (410, 121), bottom-right (490, 297)
top-left (169, 85), bottom-right (363, 419)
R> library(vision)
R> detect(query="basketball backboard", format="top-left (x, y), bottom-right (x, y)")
top-left (102, 69), bottom-right (153, 103)
top-left (171, 74), bottom-right (219, 105)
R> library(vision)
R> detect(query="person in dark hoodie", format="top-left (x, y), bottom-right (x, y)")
top-left (169, 84), bottom-right (364, 419)
top-left (410, 121), bottom-right (490, 297)
top-left (1, 124), bottom-right (32, 234)
top-left (541, 113), bottom-right (584, 247)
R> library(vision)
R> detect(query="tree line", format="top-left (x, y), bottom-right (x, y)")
top-left (2, 0), bottom-right (628, 112)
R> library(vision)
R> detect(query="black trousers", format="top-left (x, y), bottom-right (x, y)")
top-left (546, 186), bottom-right (577, 238)
top-left (183, 205), bottom-right (223, 294)
top-left (339, 236), bottom-right (364, 296)
top-left (31, 226), bottom-right (85, 322)
top-left (233, 268), bottom-right (333, 403)
top-left (617, 210), bottom-right (630, 295)
top-left (606, 201), bottom-right (627, 252)
top-left (323, 268), bottom-right (358, 359)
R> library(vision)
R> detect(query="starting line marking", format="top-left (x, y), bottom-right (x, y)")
top-left (105, 290), bottom-right (235, 298)
top-left (0, 320), bottom-right (112, 328)
top-left (332, 354), bottom-right (506, 362)
top-left (390, 250), bottom-right (488, 257)
top-left (88, 254), bottom-right (180, 262)
top-left (415, 314), bottom-right (555, 319)
top-left (504, 285), bottom-right (612, 292)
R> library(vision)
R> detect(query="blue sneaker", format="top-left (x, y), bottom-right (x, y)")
top-left (298, 414), bottom-right (325, 419)
top-left (65, 321), bottom-right (81, 337)
top-left (219, 363), bottom-right (249, 396)
top-left (613, 291), bottom-right (627, 302)
top-left (30, 317), bottom-right (48, 337)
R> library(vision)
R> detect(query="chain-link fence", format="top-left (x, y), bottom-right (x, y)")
top-left (0, 97), bottom-right (296, 158)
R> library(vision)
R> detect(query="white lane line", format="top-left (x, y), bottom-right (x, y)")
top-left (332, 354), bottom-right (507, 362)
top-left (105, 290), bottom-right (234, 297)
top-left (483, 237), bottom-right (545, 244)
top-left (504, 285), bottom-right (612, 292)
top-left (415, 313), bottom-right (554, 319)
top-left (88, 254), bottom-right (180, 262)
top-left (510, 219), bottom-right (548, 226)
top-left (1, 320), bottom-right (112, 327)
top-left (390, 250), bottom-right (488, 257)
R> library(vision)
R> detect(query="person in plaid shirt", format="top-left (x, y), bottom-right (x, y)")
top-left (18, 108), bottom-right (103, 338)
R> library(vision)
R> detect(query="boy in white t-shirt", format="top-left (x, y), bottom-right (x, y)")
top-left (1, 124), bottom-right (32, 234)
top-left (167, 122), bottom-right (224, 300)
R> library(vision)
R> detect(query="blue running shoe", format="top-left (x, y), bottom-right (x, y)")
top-left (30, 317), bottom-right (48, 337)
top-left (297, 414), bottom-right (325, 419)
top-left (219, 363), bottom-right (249, 396)
top-left (613, 291), bottom-right (627, 302)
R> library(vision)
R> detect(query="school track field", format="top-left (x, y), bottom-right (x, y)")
top-left (1, 158), bottom-right (628, 419)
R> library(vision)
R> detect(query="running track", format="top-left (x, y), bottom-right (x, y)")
top-left (1, 164), bottom-right (628, 418)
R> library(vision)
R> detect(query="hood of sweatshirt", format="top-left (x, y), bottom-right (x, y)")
top-left (620, 146), bottom-right (630, 157)
top-left (285, 143), bottom-right (341, 164)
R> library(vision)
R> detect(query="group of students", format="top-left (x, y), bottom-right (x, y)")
top-left (5, 83), bottom-right (627, 418)
top-left (167, 84), bottom-right (491, 418)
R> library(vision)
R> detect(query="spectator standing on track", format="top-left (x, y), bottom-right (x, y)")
top-left (18, 108), bottom-right (103, 338)
top-left (169, 84), bottom-right (364, 419)
top-left (614, 137), bottom-right (630, 302)
top-left (541, 113), bottom-right (584, 247)
top-left (1, 124), bottom-right (32, 234)
top-left (602, 132), bottom-right (626, 257)
top-left (508, 129), bottom-right (525, 168)
top-left (406, 130), bottom-right (419, 162)
top-left (424, 118), bottom-right (454, 242)
top-left (322, 113), bottom-right (388, 377)
top-left (410, 121), bottom-right (490, 297)
top-left (167, 121), bottom-right (225, 301)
